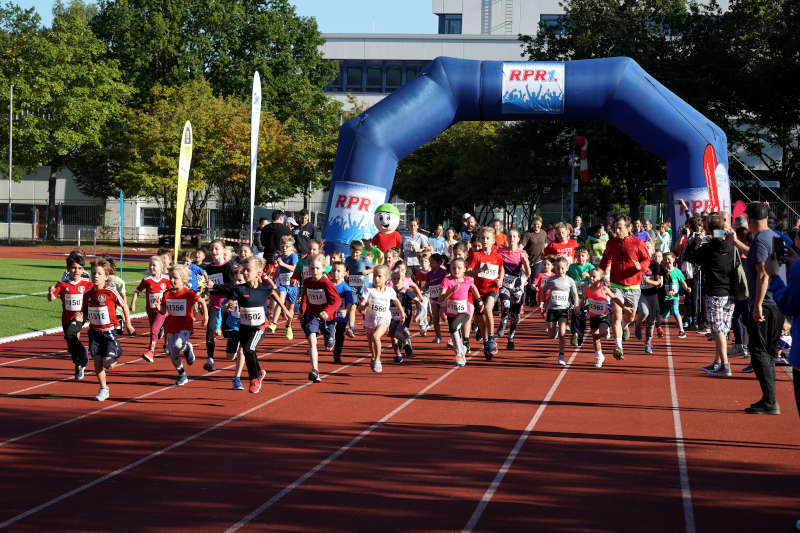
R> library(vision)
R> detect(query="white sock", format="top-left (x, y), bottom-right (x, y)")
top-left (596, 350), bottom-right (603, 357)
top-left (615, 338), bottom-right (623, 349)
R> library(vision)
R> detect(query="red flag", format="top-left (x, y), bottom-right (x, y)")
top-left (574, 136), bottom-right (589, 182)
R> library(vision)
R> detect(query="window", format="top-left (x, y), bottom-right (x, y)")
top-left (365, 64), bottom-right (382, 92)
top-left (327, 62), bottom-right (343, 92)
top-left (0, 204), bottom-right (35, 223)
top-left (386, 65), bottom-right (402, 92)
top-left (323, 61), bottom-right (428, 94)
top-left (62, 205), bottom-right (102, 225)
top-left (438, 14), bottom-right (462, 34)
top-left (405, 65), bottom-right (419, 83)
top-left (140, 207), bottom-right (163, 227)
top-left (540, 14), bottom-right (566, 35)
top-left (346, 65), bottom-right (363, 92)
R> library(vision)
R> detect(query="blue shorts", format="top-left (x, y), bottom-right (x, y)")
top-left (88, 329), bottom-right (120, 361)
top-left (278, 285), bottom-right (298, 305)
top-left (302, 315), bottom-right (335, 340)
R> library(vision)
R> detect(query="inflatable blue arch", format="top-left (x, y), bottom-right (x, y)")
top-left (322, 56), bottom-right (730, 254)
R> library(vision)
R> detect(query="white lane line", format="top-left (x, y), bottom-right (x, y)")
top-left (0, 350), bottom-right (67, 367)
top-left (3, 357), bottom-right (145, 397)
top-left (665, 326), bottom-right (696, 533)
top-left (0, 356), bottom-right (363, 530)
top-left (0, 312), bottom-right (147, 347)
top-left (0, 340), bottom-right (307, 448)
top-left (462, 344), bottom-right (581, 533)
top-left (0, 291), bottom-right (49, 301)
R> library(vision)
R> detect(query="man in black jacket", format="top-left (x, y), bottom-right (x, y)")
top-left (260, 210), bottom-right (292, 263)
top-left (292, 209), bottom-right (319, 256)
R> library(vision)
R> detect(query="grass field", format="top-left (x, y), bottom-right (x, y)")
top-left (0, 257), bottom-right (149, 338)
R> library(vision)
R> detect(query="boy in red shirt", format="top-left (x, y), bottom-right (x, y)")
top-left (78, 259), bottom-right (135, 402)
top-left (161, 264), bottom-right (208, 386)
top-left (543, 222), bottom-right (579, 264)
top-left (48, 253), bottom-right (94, 380)
top-left (467, 227), bottom-right (504, 359)
top-left (301, 254), bottom-right (341, 383)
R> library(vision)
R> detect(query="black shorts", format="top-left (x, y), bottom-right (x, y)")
top-left (546, 309), bottom-right (570, 323)
top-left (589, 315), bottom-right (611, 331)
top-left (388, 319), bottom-right (406, 338)
top-left (481, 291), bottom-right (499, 303)
top-left (88, 328), bottom-right (120, 361)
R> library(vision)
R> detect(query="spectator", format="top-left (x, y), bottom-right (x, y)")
top-left (654, 223), bottom-right (671, 253)
top-left (769, 227), bottom-right (800, 417)
top-left (573, 215), bottom-right (585, 242)
top-left (260, 209), bottom-right (292, 263)
top-left (730, 216), bottom-right (752, 362)
top-left (491, 219), bottom-right (508, 248)
top-left (633, 219), bottom-right (649, 242)
top-left (428, 224), bottom-right (447, 256)
top-left (521, 215), bottom-right (548, 277)
top-left (727, 201), bottom-right (785, 415)
top-left (402, 217), bottom-right (430, 277)
top-left (585, 224), bottom-right (608, 265)
top-left (252, 217), bottom-right (269, 256)
top-left (443, 227), bottom-right (459, 259)
top-left (292, 209), bottom-right (319, 256)
top-left (459, 213), bottom-right (473, 242)
top-left (644, 220), bottom-right (656, 241)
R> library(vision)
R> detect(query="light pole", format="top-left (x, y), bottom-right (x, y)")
top-left (7, 84), bottom-right (12, 245)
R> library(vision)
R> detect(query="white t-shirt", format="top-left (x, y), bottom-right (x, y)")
top-left (362, 286), bottom-right (397, 323)
top-left (402, 232), bottom-right (429, 267)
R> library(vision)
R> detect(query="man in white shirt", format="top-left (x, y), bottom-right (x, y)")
top-left (402, 217), bottom-right (430, 277)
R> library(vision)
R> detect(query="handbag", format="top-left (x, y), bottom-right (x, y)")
top-left (732, 248), bottom-right (749, 301)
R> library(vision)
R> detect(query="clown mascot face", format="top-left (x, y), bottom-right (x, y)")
top-left (369, 203), bottom-right (403, 253)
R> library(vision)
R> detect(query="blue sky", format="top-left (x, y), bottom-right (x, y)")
top-left (15, 0), bottom-right (438, 33)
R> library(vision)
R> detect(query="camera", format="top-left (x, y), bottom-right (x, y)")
top-left (712, 229), bottom-right (726, 239)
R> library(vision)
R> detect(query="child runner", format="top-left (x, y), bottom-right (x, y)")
top-left (467, 227), bottom-right (504, 359)
top-left (131, 256), bottom-right (171, 363)
top-left (451, 242), bottom-right (473, 353)
top-left (301, 254), bottom-right (342, 382)
top-left (330, 262), bottom-right (357, 364)
top-left (661, 252), bottom-right (691, 338)
top-left (157, 248), bottom-right (173, 272)
top-left (425, 253), bottom-right (448, 343)
top-left (498, 228), bottom-right (531, 350)
top-left (179, 250), bottom-right (206, 294)
top-left (414, 253), bottom-right (432, 336)
top-left (48, 253), bottom-right (93, 379)
top-left (102, 256), bottom-right (127, 348)
top-left (543, 222), bottom-right (579, 264)
top-left (270, 235), bottom-right (299, 339)
top-left (79, 259), bottom-right (135, 401)
top-left (652, 250), bottom-right (666, 338)
top-left (585, 268), bottom-right (616, 368)
top-left (532, 256), bottom-right (555, 314)
top-left (161, 264), bottom-right (208, 385)
top-left (345, 239), bottom-right (374, 306)
top-left (384, 247), bottom-right (400, 270)
top-left (204, 239), bottom-right (236, 371)
top-left (567, 246), bottom-right (595, 346)
top-left (359, 264), bottom-right (404, 373)
top-left (389, 264), bottom-right (423, 364)
top-left (635, 240), bottom-right (663, 354)
top-left (440, 258), bottom-right (483, 366)
top-left (540, 256), bottom-right (580, 365)
top-left (219, 268), bottom-right (246, 389)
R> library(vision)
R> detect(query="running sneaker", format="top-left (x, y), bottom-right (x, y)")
top-left (393, 354), bottom-right (404, 364)
top-left (613, 346), bottom-right (624, 360)
top-left (696, 327), bottom-right (711, 335)
top-left (677, 331), bottom-right (687, 339)
top-left (433, 335), bottom-right (442, 344)
top-left (142, 350), bottom-right (155, 363)
top-left (497, 320), bottom-right (506, 338)
top-left (176, 373), bottom-right (189, 386)
top-left (644, 342), bottom-right (653, 354)
top-left (403, 339), bottom-right (414, 358)
top-left (420, 326), bottom-right (428, 337)
top-left (373, 359), bottom-right (383, 373)
top-left (345, 326), bottom-right (356, 339)
top-left (774, 354), bottom-right (791, 366)
top-left (95, 386), bottom-right (110, 402)
top-left (326, 337), bottom-right (335, 351)
top-left (557, 353), bottom-right (566, 366)
top-left (203, 358), bottom-right (216, 372)
top-left (455, 356), bottom-right (466, 367)
top-left (507, 337), bottom-right (515, 350)
top-left (464, 340), bottom-right (472, 355)
top-left (594, 353), bottom-right (605, 368)
top-left (656, 326), bottom-right (664, 338)
top-left (710, 364), bottom-right (732, 377)
top-left (487, 335), bottom-right (499, 355)
top-left (232, 377), bottom-right (244, 390)
top-left (741, 363), bottom-right (753, 373)
top-left (728, 344), bottom-right (746, 357)
top-left (268, 323), bottom-right (277, 333)
top-left (185, 343), bottom-right (195, 365)
top-left (634, 325), bottom-right (642, 340)
top-left (333, 354), bottom-right (342, 365)
top-left (75, 365), bottom-right (85, 381)
top-left (285, 326), bottom-right (294, 340)
top-left (622, 326), bottom-right (630, 341)
top-left (570, 333), bottom-right (578, 346)
top-left (308, 369), bottom-right (322, 383)
top-left (701, 361), bottom-right (721, 373)
top-left (249, 369), bottom-right (266, 393)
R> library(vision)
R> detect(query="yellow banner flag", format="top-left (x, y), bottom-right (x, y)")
top-left (174, 121), bottom-right (193, 263)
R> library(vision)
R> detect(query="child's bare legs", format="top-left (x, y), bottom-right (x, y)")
top-left (271, 292), bottom-right (286, 327)
top-left (431, 303), bottom-right (442, 338)
top-left (234, 348), bottom-right (245, 378)
top-left (480, 295), bottom-right (497, 338)
top-left (308, 332), bottom-right (319, 371)
top-left (94, 359), bottom-right (107, 388)
top-left (558, 318), bottom-right (568, 353)
top-left (370, 324), bottom-right (388, 362)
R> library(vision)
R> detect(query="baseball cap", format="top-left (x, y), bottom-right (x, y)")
top-left (734, 215), bottom-right (749, 229)
top-left (462, 213), bottom-right (472, 220)
top-left (286, 216), bottom-right (299, 227)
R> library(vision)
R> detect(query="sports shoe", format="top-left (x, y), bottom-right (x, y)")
top-left (507, 338), bottom-right (515, 350)
top-left (557, 353), bottom-right (566, 366)
top-left (393, 354), bottom-right (404, 364)
top-left (644, 342), bottom-right (653, 354)
top-left (142, 350), bottom-right (155, 363)
top-left (613, 346), bottom-right (624, 360)
top-left (249, 369), bottom-right (266, 393)
top-left (75, 365), bottom-right (85, 381)
top-left (447, 339), bottom-right (454, 347)
top-left (656, 326), bottom-right (664, 338)
top-left (176, 373), bottom-right (189, 386)
top-left (455, 356), bottom-right (466, 367)
top-left (745, 400), bottom-right (780, 415)
top-left (268, 323), bottom-right (277, 333)
top-left (373, 359), bottom-right (383, 373)
top-left (570, 333), bottom-right (578, 346)
top-left (232, 377), bottom-right (244, 390)
top-left (774, 354), bottom-right (791, 366)
top-left (464, 340), bottom-right (472, 355)
top-left (433, 335), bottom-right (442, 344)
top-left (203, 358), bottom-right (216, 372)
top-left (741, 363), bottom-right (753, 373)
top-left (487, 335), bottom-right (498, 355)
top-left (285, 326), bottom-right (294, 340)
top-left (185, 343), bottom-right (195, 365)
top-left (696, 327), bottom-right (711, 335)
top-left (701, 361), bottom-right (721, 373)
top-left (403, 339), bottom-right (414, 358)
top-left (622, 326), bottom-right (630, 341)
top-left (634, 325), bottom-right (642, 340)
top-left (728, 344), bottom-right (746, 357)
top-left (594, 353), bottom-right (605, 368)
top-left (420, 326), bottom-right (428, 337)
top-left (710, 364), bottom-right (732, 377)
top-left (677, 331), bottom-right (687, 339)
top-left (497, 320), bottom-right (506, 338)
top-left (308, 369), bottom-right (322, 383)
top-left (95, 386), bottom-right (110, 402)
top-left (326, 337), bottom-right (335, 351)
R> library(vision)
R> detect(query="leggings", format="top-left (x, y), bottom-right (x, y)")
top-left (500, 292), bottom-right (523, 338)
top-left (146, 309), bottom-right (166, 352)
top-left (637, 293), bottom-right (660, 341)
top-left (570, 307), bottom-right (586, 342)
top-left (333, 321), bottom-right (346, 359)
top-left (447, 313), bottom-right (469, 357)
top-left (206, 306), bottom-right (221, 359)
top-left (62, 320), bottom-right (88, 367)
top-left (166, 330), bottom-right (192, 371)
top-left (239, 326), bottom-right (265, 380)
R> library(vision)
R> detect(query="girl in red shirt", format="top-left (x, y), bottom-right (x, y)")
top-left (131, 256), bottom-right (171, 363)
top-left (543, 222), bottom-right (579, 264)
top-left (161, 264), bottom-right (208, 386)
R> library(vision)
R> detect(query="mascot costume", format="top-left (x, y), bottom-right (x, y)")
top-left (370, 203), bottom-right (402, 253)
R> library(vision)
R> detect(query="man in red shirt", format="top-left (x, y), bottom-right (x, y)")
top-left (467, 227), bottom-right (504, 359)
top-left (599, 215), bottom-right (651, 360)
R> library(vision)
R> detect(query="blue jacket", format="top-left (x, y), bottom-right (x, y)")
top-left (770, 260), bottom-right (800, 367)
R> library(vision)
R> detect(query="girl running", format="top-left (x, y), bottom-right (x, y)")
top-left (543, 222), bottom-right (579, 264)
top-left (388, 264), bottom-right (423, 364)
top-left (498, 228), bottom-right (531, 350)
top-left (131, 256), bottom-right (171, 363)
top-left (425, 253), bottom-right (448, 344)
top-left (440, 258), bottom-right (483, 366)
top-left (467, 227), bottom-right (504, 359)
top-left (359, 264), bottom-right (404, 373)
top-left (661, 252), bottom-right (691, 338)
top-left (161, 264), bottom-right (208, 386)
top-left (48, 253), bottom-right (93, 379)
top-left (585, 268), bottom-right (616, 368)
top-left (540, 256), bottom-right (579, 366)
top-left (204, 239), bottom-right (236, 372)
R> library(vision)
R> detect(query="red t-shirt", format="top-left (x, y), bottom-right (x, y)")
top-left (135, 275), bottom-right (171, 313)
top-left (467, 249), bottom-right (504, 295)
top-left (302, 277), bottom-right (341, 319)
top-left (543, 239), bottom-right (579, 264)
top-left (82, 286), bottom-right (125, 330)
top-left (371, 231), bottom-right (402, 253)
top-left (53, 279), bottom-right (94, 323)
top-left (163, 287), bottom-right (202, 333)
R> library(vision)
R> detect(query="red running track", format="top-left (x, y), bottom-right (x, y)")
top-left (0, 312), bottom-right (798, 532)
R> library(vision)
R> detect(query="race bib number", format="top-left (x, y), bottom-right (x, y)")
top-left (429, 284), bottom-right (441, 299)
top-left (447, 299), bottom-right (468, 315)
top-left (551, 289), bottom-right (569, 305)
top-left (502, 274), bottom-right (518, 289)
top-left (588, 299), bottom-right (608, 316)
top-left (279, 272), bottom-right (293, 286)
top-left (307, 288), bottom-right (326, 306)
top-left (390, 305), bottom-right (403, 321)
top-left (478, 263), bottom-right (499, 280)
top-left (349, 274), bottom-right (363, 288)
top-left (403, 239), bottom-right (415, 252)
top-left (148, 292), bottom-right (163, 309)
top-left (208, 272), bottom-right (224, 286)
top-left (166, 299), bottom-right (187, 316)
top-left (88, 306), bottom-right (111, 326)
top-left (64, 293), bottom-right (83, 311)
top-left (369, 302), bottom-right (389, 316)
top-left (239, 306), bottom-right (265, 326)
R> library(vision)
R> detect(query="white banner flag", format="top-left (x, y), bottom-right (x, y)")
top-left (174, 121), bottom-right (193, 262)
top-left (250, 71), bottom-right (262, 245)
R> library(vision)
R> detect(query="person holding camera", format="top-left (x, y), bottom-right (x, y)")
top-left (727, 202), bottom-right (785, 415)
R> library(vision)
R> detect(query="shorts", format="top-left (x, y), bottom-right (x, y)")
top-left (546, 309), bottom-right (570, 323)
top-left (88, 328), bottom-right (120, 361)
top-left (302, 315), bottom-right (335, 339)
top-left (612, 286), bottom-right (641, 310)
top-left (705, 295), bottom-right (734, 336)
top-left (364, 314), bottom-right (391, 331)
top-left (278, 285), bottom-right (298, 305)
top-left (589, 315), bottom-right (611, 331)
top-left (388, 319), bottom-right (405, 338)
top-left (480, 290), bottom-right (499, 303)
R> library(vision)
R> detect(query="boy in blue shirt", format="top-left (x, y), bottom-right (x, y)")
top-left (330, 262), bottom-right (357, 364)
top-left (345, 240), bottom-right (374, 303)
